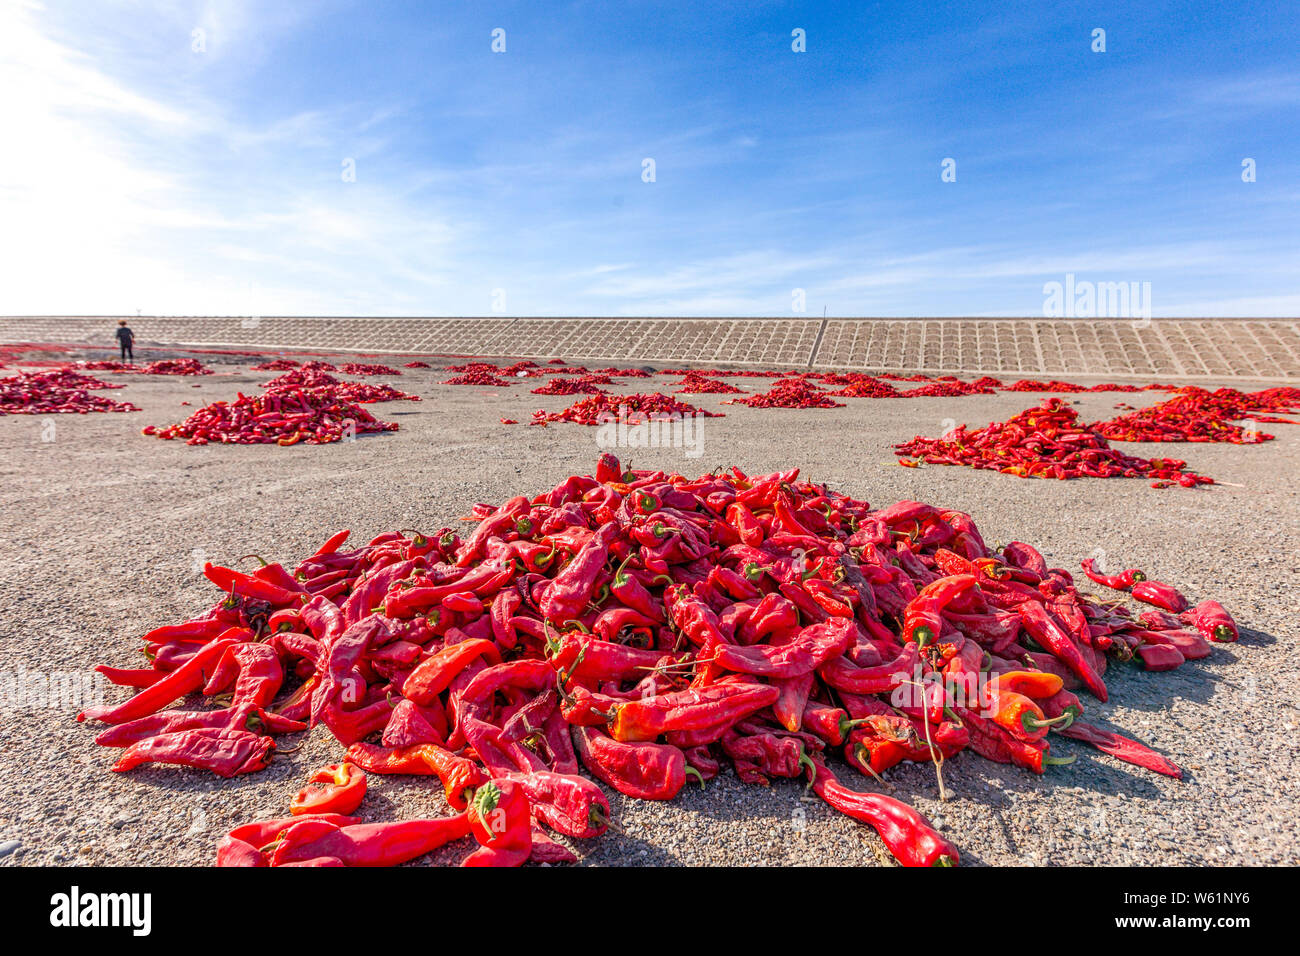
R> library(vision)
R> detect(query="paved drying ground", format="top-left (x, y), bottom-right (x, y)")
top-left (1, 360), bottom-right (1296, 867)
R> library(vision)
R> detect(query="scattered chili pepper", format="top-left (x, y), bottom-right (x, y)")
top-left (291, 763), bottom-right (368, 815)
top-left (1131, 580), bottom-right (1189, 613)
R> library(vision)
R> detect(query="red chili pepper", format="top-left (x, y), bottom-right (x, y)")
top-left (594, 452), bottom-right (623, 484)
top-left (94, 665), bottom-right (166, 688)
top-left (202, 642), bottom-right (283, 710)
top-left (1058, 721), bottom-right (1183, 778)
top-left (549, 633), bottom-right (668, 684)
top-left (79, 631), bottom-right (249, 724)
top-left (203, 563), bottom-right (304, 606)
top-left (982, 689), bottom-right (1070, 742)
top-left (711, 617), bottom-right (855, 678)
top-left (291, 763), bottom-right (368, 815)
top-left (111, 727), bottom-right (274, 777)
top-left (1136, 642), bottom-right (1185, 670)
top-left (608, 681), bottom-right (780, 743)
top-left (463, 779), bottom-right (533, 867)
top-left (1185, 599), bottom-right (1238, 643)
top-left (345, 742), bottom-right (486, 810)
top-left (572, 725), bottom-right (688, 800)
top-left (1018, 601), bottom-right (1107, 702)
top-left (817, 642), bottom-right (919, 695)
top-left (1131, 580), bottom-right (1189, 613)
top-left (266, 814), bottom-right (470, 867)
top-left (985, 670), bottom-right (1064, 699)
top-left (1079, 558), bottom-right (1146, 590)
top-left (401, 639), bottom-right (502, 706)
top-left (312, 529), bottom-right (352, 558)
top-left (461, 659), bottom-right (554, 704)
top-left (807, 760), bottom-right (958, 867)
top-left (1129, 627), bottom-right (1212, 660)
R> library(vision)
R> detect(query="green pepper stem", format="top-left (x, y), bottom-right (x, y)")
top-left (684, 766), bottom-right (705, 790)
top-left (1022, 711), bottom-right (1074, 732)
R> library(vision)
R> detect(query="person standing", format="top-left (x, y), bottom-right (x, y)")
top-left (115, 320), bottom-right (135, 363)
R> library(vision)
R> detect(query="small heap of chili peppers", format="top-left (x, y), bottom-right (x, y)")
top-left (134, 358), bottom-right (213, 376)
top-left (76, 360), bottom-right (137, 372)
top-left (1003, 379), bottom-right (1090, 393)
top-left (530, 377), bottom-right (609, 396)
top-left (262, 369), bottom-right (418, 404)
top-left (22, 368), bottom-right (126, 390)
top-left (0, 369), bottom-right (140, 415)
top-left (672, 372), bottom-right (746, 394)
top-left (403, 361), bottom-right (432, 369)
top-left (82, 454), bottom-right (1240, 867)
top-left (895, 380), bottom-right (997, 398)
top-left (825, 377), bottom-right (902, 398)
top-left (252, 359), bottom-right (302, 371)
top-left (529, 392), bottom-right (722, 426)
top-left (591, 366), bottom-right (652, 377)
top-left (442, 370), bottom-right (514, 387)
top-left (262, 368), bottom-right (341, 389)
top-left (339, 363), bottom-right (402, 377)
top-left (894, 398), bottom-right (1214, 486)
top-left (1089, 386), bottom-right (1298, 444)
top-left (725, 378), bottom-right (845, 409)
top-left (142, 386), bottom-right (399, 445)
top-left (332, 381), bottom-right (421, 404)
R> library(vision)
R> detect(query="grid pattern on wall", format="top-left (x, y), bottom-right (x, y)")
top-left (1, 316), bottom-right (1296, 380)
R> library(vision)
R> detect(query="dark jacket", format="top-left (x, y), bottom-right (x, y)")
top-left (115, 326), bottom-right (134, 345)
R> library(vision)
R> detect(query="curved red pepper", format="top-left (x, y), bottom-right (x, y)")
top-left (291, 763), bottom-right (368, 815)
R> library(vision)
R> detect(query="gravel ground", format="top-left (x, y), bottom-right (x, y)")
top-left (1, 358), bottom-right (1296, 867)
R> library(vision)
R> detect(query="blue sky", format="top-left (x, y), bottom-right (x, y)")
top-left (1, 0), bottom-right (1296, 316)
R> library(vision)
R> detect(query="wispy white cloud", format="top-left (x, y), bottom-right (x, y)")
top-left (0, 3), bottom-right (1295, 319)
top-left (0, 1), bottom-right (465, 315)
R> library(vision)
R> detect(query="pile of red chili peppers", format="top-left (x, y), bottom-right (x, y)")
top-left (1088, 386), bottom-right (1299, 444)
top-left (0, 369), bottom-right (140, 415)
top-left (726, 378), bottom-right (845, 409)
top-left (330, 382), bottom-right (421, 404)
top-left (134, 358), bottom-right (213, 376)
top-left (442, 369), bottom-right (514, 387)
top-left (339, 363), bottom-right (403, 377)
top-left (261, 368), bottom-right (342, 389)
top-left (895, 398), bottom-right (1214, 486)
top-left (69, 358), bottom-right (213, 375)
top-left (142, 386), bottom-right (399, 445)
top-left (80, 454), bottom-right (1239, 867)
top-left (671, 372), bottom-right (747, 394)
top-left (252, 359), bottom-right (303, 371)
top-left (529, 392), bottom-right (723, 426)
top-left (824, 377), bottom-right (902, 398)
top-left (529, 377), bottom-right (609, 396)
top-left (258, 369), bottom-right (419, 405)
